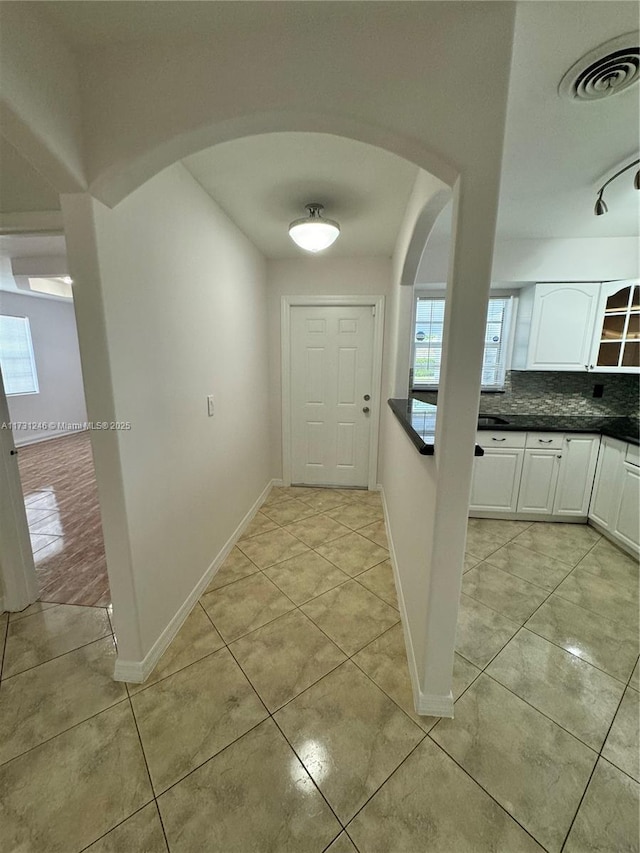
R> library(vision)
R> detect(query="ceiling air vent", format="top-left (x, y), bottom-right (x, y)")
top-left (559, 32), bottom-right (639, 101)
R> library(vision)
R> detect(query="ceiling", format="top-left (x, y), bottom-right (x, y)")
top-left (183, 134), bottom-right (418, 259)
top-left (0, 137), bottom-right (61, 214)
top-left (2, 1), bottom-right (639, 265)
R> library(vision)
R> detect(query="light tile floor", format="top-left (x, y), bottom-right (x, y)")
top-left (1, 488), bottom-right (638, 852)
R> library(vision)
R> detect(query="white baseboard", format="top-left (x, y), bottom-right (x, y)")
top-left (380, 487), bottom-right (454, 721)
top-left (113, 478), bottom-right (276, 683)
top-left (0, 595), bottom-right (5, 615)
top-left (469, 510), bottom-right (586, 523)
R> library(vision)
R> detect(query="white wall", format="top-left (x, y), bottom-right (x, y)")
top-left (64, 163), bottom-right (271, 662)
top-left (418, 236), bottom-right (639, 284)
top-left (0, 291), bottom-right (87, 445)
top-left (266, 256), bottom-right (392, 481)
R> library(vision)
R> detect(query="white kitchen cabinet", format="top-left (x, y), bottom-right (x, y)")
top-left (588, 280), bottom-right (640, 373)
top-left (517, 449), bottom-right (560, 514)
top-left (589, 436), bottom-right (625, 530)
top-left (589, 436), bottom-right (640, 557)
top-left (553, 434), bottom-right (600, 517)
top-left (526, 283), bottom-right (600, 371)
top-left (470, 432), bottom-right (525, 513)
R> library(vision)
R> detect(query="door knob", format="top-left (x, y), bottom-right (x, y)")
top-left (363, 407), bottom-right (370, 413)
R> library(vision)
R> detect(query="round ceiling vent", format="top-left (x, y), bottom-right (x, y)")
top-left (559, 32), bottom-right (639, 101)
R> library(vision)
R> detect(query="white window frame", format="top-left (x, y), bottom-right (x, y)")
top-left (411, 289), bottom-right (517, 391)
top-left (0, 315), bottom-right (40, 396)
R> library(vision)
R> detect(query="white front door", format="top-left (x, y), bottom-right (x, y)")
top-left (290, 305), bottom-right (375, 487)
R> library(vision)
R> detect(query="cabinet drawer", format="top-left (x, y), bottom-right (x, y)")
top-left (476, 431), bottom-right (526, 449)
top-left (625, 443), bottom-right (640, 468)
top-left (525, 432), bottom-right (563, 450)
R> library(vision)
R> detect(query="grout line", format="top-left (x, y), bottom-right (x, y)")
top-left (76, 802), bottom-right (157, 853)
top-left (0, 627), bottom-right (113, 684)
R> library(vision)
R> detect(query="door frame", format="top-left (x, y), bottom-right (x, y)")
top-left (281, 295), bottom-right (385, 490)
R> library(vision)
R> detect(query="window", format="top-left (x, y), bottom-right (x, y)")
top-left (412, 294), bottom-right (513, 389)
top-left (0, 315), bottom-right (39, 395)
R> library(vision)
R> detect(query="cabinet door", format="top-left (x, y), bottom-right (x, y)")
top-left (589, 280), bottom-right (640, 373)
top-left (613, 462), bottom-right (640, 554)
top-left (553, 435), bottom-right (600, 517)
top-left (526, 284), bottom-right (599, 371)
top-left (517, 449), bottom-right (559, 514)
top-left (470, 449), bottom-right (524, 513)
top-left (588, 437), bottom-right (624, 530)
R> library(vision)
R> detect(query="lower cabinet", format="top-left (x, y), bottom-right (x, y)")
top-left (589, 437), bottom-right (640, 556)
top-left (471, 431), bottom-right (600, 521)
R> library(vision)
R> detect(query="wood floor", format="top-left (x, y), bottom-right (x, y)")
top-left (18, 432), bottom-right (110, 607)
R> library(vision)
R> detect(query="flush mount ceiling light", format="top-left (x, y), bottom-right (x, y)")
top-left (594, 158), bottom-right (640, 215)
top-left (288, 203), bottom-right (340, 253)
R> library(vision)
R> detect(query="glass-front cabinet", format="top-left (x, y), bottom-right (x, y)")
top-left (591, 281), bottom-right (640, 371)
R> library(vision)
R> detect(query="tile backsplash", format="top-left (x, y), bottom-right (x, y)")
top-left (418, 371), bottom-right (639, 419)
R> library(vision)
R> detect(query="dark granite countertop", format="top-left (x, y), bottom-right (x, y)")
top-left (388, 399), bottom-right (485, 456)
top-left (476, 414), bottom-right (639, 446)
top-left (389, 398), bottom-right (640, 456)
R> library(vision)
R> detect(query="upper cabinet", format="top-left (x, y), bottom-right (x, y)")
top-left (515, 280), bottom-right (640, 373)
top-left (525, 283), bottom-right (600, 371)
top-left (589, 281), bottom-right (640, 372)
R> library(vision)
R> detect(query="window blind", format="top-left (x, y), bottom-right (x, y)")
top-left (413, 296), bottom-right (511, 388)
top-left (0, 315), bottom-right (39, 395)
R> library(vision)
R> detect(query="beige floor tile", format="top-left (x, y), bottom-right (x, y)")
top-left (326, 501), bottom-right (383, 531)
top-left (284, 513), bottom-right (351, 548)
top-left (260, 487), bottom-right (296, 508)
top-left (485, 542), bottom-right (572, 591)
top-left (158, 718), bottom-right (340, 853)
top-left (512, 522), bottom-right (601, 567)
top-left (349, 737), bottom-right (544, 853)
top-left (8, 600), bottom-right (59, 622)
top-left (316, 531), bottom-right (389, 577)
top-left (564, 758), bottom-right (640, 853)
top-left (205, 546), bottom-right (260, 592)
top-left (455, 593), bottom-right (520, 668)
top-left (431, 675), bottom-right (597, 853)
top-left (575, 536), bottom-right (640, 594)
top-left (465, 518), bottom-right (532, 560)
top-left (85, 803), bottom-right (168, 853)
top-left (351, 489), bottom-right (383, 508)
top-left (630, 658), bottom-right (639, 692)
top-left (525, 594), bottom-right (639, 683)
top-left (201, 572), bottom-right (295, 642)
top-left (301, 580), bottom-right (399, 656)
top-left (229, 610), bottom-right (346, 711)
top-left (462, 562), bottom-right (549, 623)
top-left (0, 635), bottom-right (126, 765)
top-left (463, 553), bottom-right (480, 573)
top-left (0, 702), bottom-right (152, 853)
top-left (239, 511), bottom-right (279, 541)
top-left (602, 687), bottom-right (640, 782)
top-left (357, 560), bottom-right (399, 608)
top-left (555, 566), bottom-right (639, 632)
top-left (299, 490), bottom-right (350, 512)
top-left (488, 629), bottom-right (625, 750)
top-left (237, 527), bottom-right (309, 569)
top-left (129, 603), bottom-right (224, 695)
top-left (2, 603), bottom-right (112, 678)
top-left (359, 520), bottom-right (389, 549)
top-left (274, 661), bottom-right (424, 822)
top-left (353, 623), bottom-right (480, 732)
top-left (326, 833), bottom-right (359, 853)
top-left (132, 648), bottom-right (267, 793)
top-left (261, 497), bottom-right (318, 526)
top-left (265, 550), bottom-right (350, 605)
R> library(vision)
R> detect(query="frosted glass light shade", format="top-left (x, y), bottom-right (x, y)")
top-left (288, 204), bottom-right (340, 253)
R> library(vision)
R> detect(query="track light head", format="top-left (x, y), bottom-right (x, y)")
top-left (594, 195), bottom-right (608, 216)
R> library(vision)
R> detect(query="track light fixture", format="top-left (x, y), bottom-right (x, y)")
top-left (594, 158), bottom-right (640, 215)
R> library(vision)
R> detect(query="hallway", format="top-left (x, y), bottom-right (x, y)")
top-left (18, 431), bottom-right (110, 607)
top-left (0, 487), bottom-right (638, 852)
